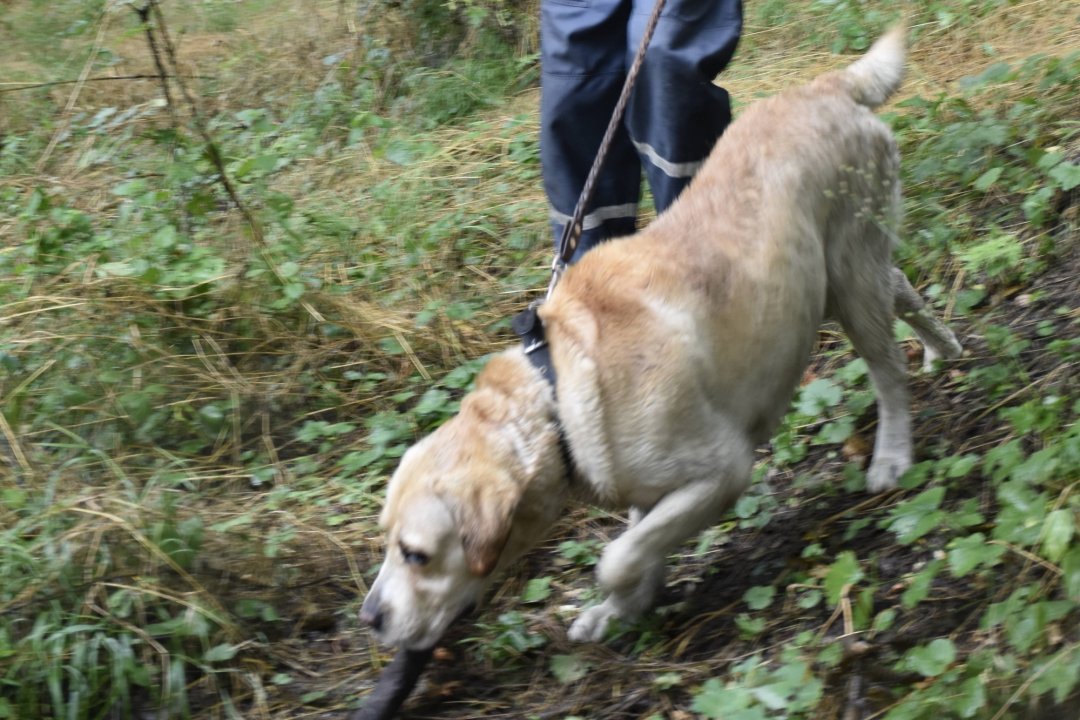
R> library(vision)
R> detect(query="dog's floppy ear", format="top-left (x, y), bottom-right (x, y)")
top-left (442, 477), bottom-right (519, 578)
top-left (461, 486), bottom-right (518, 577)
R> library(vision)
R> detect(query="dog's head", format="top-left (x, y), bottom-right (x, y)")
top-left (360, 411), bottom-right (524, 650)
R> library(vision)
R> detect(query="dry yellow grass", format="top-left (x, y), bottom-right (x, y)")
top-left (725, 0), bottom-right (1080, 105)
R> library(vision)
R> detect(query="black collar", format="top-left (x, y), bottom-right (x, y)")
top-left (512, 301), bottom-right (574, 476)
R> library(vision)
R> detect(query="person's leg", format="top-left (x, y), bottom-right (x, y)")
top-left (541, 0), bottom-right (641, 263)
top-left (626, 0), bottom-right (742, 213)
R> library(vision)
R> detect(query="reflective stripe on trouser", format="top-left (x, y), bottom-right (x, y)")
top-left (540, 0), bottom-right (742, 263)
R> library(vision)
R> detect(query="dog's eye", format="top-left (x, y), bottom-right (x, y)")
top-left (401, 546), bottom-right (430, 566)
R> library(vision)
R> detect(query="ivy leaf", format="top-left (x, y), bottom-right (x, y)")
top-left (1048, 161), bottom-right (1080, 191)
top-left (99, 260), bottom-right (138, 277)
top-left (522, 577), bottom-right (552, 604)
top-left (119, 390), bottom-right (153, 425)
top-left (886, 486), bottom-right (946, 544)
top-left (692, 679), bottom-right (758, 719)
top-left (956, 676), bottom-right (987, 718)
top-left (203, 644), bottom-right (239, 663)
top-left (198, 403), bottom-right (226, 432)
top-left (1062, 547), bottom-right (1080, 602)
top-left (948, 533), bottom-right (1005, 577)
top-left (768, 660), bottom-right (823, 711)
top-left (1006, 601), bottom-right (1071, 653)
top-left (735, 613), bottom-right (766, 638)
top-left (1029, 649), bottom-right (1080, 705)
top-left (652, 672), bottom-right (683, 690)
top-left (233, 153), bottom-right (280, 178)
top-left (872, 608), bottom-right (897, 633)
top-left (1011, 447), bottom-right (1061, 485)
top-left (283, 282), bottom-right (305, 300)
top-left (797, 589), bottom-right (822, 609)
top-left (795, 378), bottom-right (843, 416)
top-left (383, 140), bottom-right (414, 166)
top-left (415, 388), bottom-right (452, 417)
top-left (442, 360), bottom-right (483, 389)
top-left (743, 585), bottom-right (776, 611)
top-left (905, 638), bottom-right (956, 677)
top-left (816, 417), bottom-right (855, 444)
top-left (549, 653), bottom-right (591, 685)
top-left (957, 233), bottom-right (1023, 279)
top-left (945, 453), bottom-right (980, 479)
top-left (824, 551), bottom-right (864, 605)
top-left (996, 480), bottom-right (1045, 516)
top-left (959, 61), bottom-right (1012, 90)
top-left (902, 559), bottom-right (943, 609)
top-left (750, 684), bottom-right (789, 711)
top-left (984, 439), bottom-right (1024, 481)
top-left (973, 166), bottom-right (1002, 191)
top-left (1041, 509), bottom-right (1075, 563)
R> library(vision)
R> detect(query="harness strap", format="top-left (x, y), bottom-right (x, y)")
top-left (511, 301), bottom-right (574, 474)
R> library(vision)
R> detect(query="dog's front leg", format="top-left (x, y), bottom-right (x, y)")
top-left (568, 472), bottom-right (748, 643)
top-left (568, 554), bottom-right (666, 644)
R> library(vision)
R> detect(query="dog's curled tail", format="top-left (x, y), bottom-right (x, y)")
top-left (843, 25), bottom-right (906, 108)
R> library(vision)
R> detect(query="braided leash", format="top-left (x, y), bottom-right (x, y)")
top-left (514, 0), bottom-right (668, 376)
top-left (547, 0), bottom-right (669, 300)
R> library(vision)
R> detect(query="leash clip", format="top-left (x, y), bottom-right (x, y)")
top-left (545, 257), bottom-right (568, 302)
top-left (512, 299), bottom-right (549, 356)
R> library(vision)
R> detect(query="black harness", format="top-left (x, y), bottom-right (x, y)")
top-left (512, 300), bottom-right (574, 475)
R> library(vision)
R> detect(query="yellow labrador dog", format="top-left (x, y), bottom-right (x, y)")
top-left (361, 27), bottom-right (961, 649)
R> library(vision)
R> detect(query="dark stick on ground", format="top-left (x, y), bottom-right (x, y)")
top-left (349, 648), bottom-right (435, 720)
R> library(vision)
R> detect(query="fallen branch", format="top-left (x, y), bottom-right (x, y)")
top-left (0, 74), bottom-right (214, 94)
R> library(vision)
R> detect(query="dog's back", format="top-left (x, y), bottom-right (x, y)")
top-left (541, 29), bottom-right (909, 508)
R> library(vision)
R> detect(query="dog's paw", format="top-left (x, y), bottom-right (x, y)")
top-left (866, 454), bottom-right (910, 492)
top-left (920, 340), bottom-right (963, 373)
top-left (567, 603), bottom-right (617, 643)
top-left (920, 329), bottom-right (963, 373)
top-left (919, 346), bottom-right (945, 374)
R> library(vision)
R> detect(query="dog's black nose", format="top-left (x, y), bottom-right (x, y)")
top-left (360, 606), bottom-right (384, 631)
top-left (360, 591), bottom-right (384, 631)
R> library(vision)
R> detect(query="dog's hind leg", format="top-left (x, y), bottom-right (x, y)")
top-left (829, 253), bottom-right (914, 492)
top-left (568, 447), bottom-right (753, 643)
top-left (891, 268), bottom-right (963, 372)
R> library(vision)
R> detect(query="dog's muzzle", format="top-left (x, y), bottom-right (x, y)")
top-left (359, 585), bottom-right (384, 632)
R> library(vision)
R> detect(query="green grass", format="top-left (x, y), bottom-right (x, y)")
top-left (1, 0), bottom-right (1078, 718)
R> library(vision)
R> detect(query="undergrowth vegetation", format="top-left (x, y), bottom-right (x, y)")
top-left (1, 0), bottom-right (1077, 718)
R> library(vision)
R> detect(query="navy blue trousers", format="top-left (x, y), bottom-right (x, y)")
top-left (540, 0), bottom-right (742, 262)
